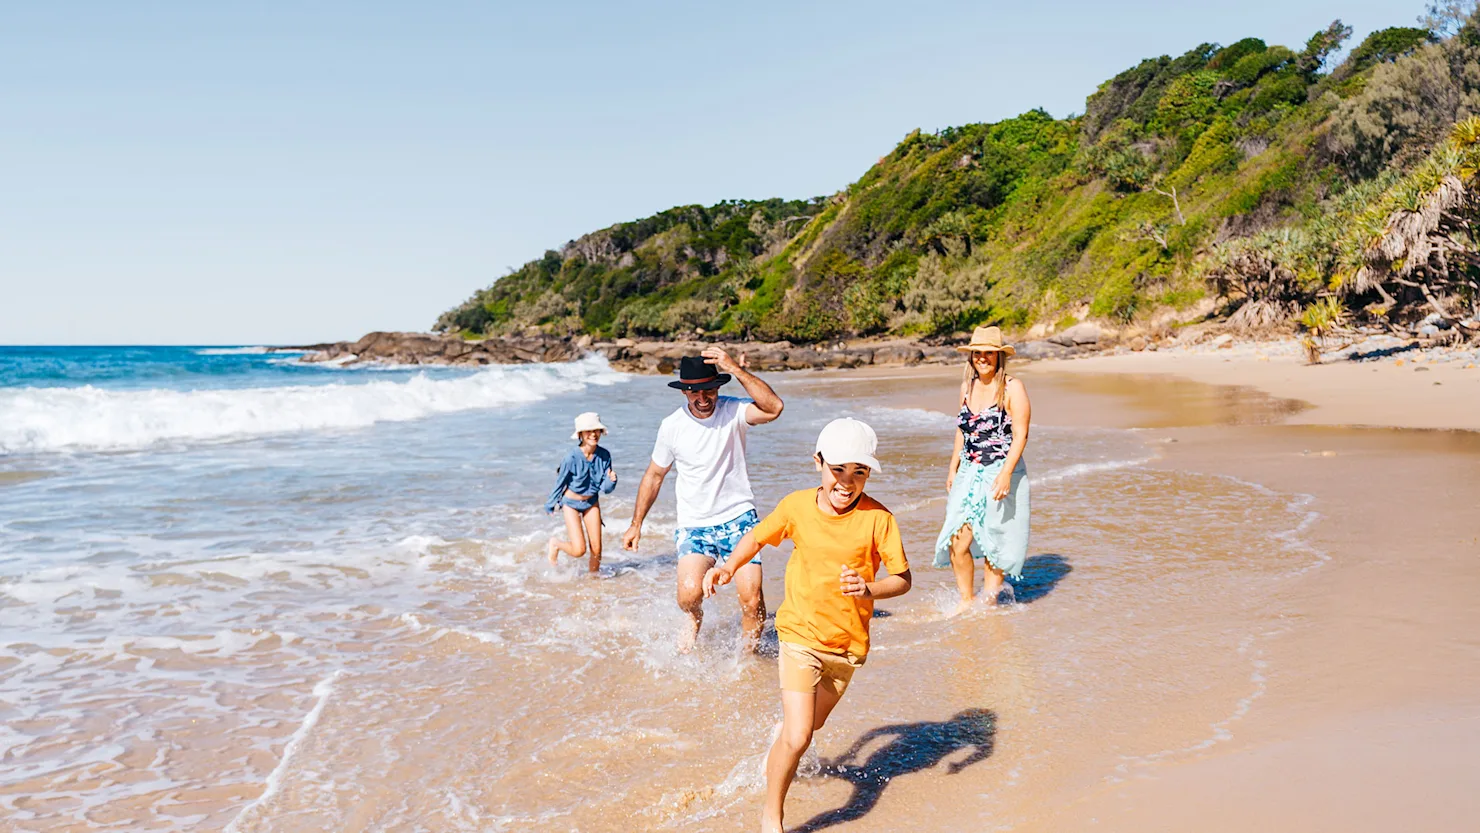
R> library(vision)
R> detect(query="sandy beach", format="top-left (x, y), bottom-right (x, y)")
top-left (6, 347), bottom-right (1478, 832)
top-left (785, 350), bottom-right (1480, 831)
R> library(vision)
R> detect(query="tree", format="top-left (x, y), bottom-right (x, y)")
top-left (1299, 19), bottom-right (1353, 78)
top-left (1419, 1), bottom-right (1479, 37)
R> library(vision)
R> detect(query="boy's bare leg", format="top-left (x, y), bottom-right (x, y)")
top-left (764, 685), bottom-right (843, 832)
top-left (734, 563), bottom-right (766, 653)
top-left (675, 555), bottom-right (710, 653)
top-left (548, 506), bottom-right (588, 565)
top-left (948, 525), bottom-right (975, 614)
top-left (582, 504), bottom-right (603, 573)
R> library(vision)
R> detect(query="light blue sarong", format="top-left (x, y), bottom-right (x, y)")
top-left (933, 456), bottom-right (1029, 578)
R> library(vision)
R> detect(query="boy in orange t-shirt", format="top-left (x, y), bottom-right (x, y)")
top-left (703, 417), bottom-right (912, 833)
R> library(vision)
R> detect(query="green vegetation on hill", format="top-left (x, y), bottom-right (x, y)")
top-left (439, 9), bottom-right (1480, 344)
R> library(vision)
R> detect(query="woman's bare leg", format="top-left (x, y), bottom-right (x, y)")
top-left (981, 561), bottom-right (1006, 606)
top-left (581, 504), bottom-right (603, 573)
top-left (547, 506), bottom-right (588, 565)
top-left (949, 524), bottom-right (976, 615)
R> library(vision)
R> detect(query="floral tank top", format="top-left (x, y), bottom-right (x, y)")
top-left (958, 377), bottom-right (1013, 465)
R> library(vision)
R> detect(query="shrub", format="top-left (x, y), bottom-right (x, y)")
top-left (1089, 272), bottom-right (1140, 321)
top-left (1327, 37), bottom-right (1480, 176)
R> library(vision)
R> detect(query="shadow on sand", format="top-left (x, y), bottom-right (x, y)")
top-left (1007, 553), bottom-right (1071, 604)
top-left (791, 708), bottom-right (997, 832)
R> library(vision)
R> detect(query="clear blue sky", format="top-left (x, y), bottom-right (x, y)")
top-left (0, 1), bottom-right (1425, 345)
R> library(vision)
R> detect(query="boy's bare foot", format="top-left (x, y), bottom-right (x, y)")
top-left (760, 814), bottom-right (784, 833)
top-left (951, 597), bottom-right (974, 617)
top-left (546, 537), bottom-right (560, 566)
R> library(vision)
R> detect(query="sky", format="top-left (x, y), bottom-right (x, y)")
top-left (0, 1), bottom-right (1428, 345)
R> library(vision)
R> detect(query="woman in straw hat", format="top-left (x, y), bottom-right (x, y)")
top-left (546, 412), bottom-right (618, 572)
top-left (934, 326), bottom-right (1031, 611)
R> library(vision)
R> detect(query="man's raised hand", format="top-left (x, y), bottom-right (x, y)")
top-left (701, 345), bottom-right (746, 376)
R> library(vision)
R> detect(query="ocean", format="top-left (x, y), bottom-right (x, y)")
top-left (0, 347), bottom-right (1321, 831)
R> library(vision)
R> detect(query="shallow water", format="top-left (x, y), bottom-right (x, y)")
top-left (0, 349), bottom-right (1322, 831)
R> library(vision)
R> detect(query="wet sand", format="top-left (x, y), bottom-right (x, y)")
top-left (792, 361), bottom-right (1480, 832)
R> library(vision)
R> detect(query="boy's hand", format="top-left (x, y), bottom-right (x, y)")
top-left (608, 469), bottom-right (618, 482)
top-left (840, 565), bottom-right (870, 598)
top-left (703, 565), bottom-right (733, 598)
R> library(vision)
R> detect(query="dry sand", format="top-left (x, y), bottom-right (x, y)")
top-left (1035, 347), bottom-right (1480, 431)
top-left (797, 354), bottom-right (1480, 831)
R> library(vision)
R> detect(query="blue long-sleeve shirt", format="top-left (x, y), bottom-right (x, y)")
top-left (544, 446), bottom-right (617, 513)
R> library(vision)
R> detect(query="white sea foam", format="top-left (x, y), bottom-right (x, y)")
top-left (0, 356), bottom-right (627, 454)
top-left (224, 670), bottom-right (344, 833)
top-left (194, 346), bottom-right (272, 355)
top-left (1035, 456), bottom-right (1153, 484)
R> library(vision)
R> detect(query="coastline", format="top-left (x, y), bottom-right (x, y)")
top-left (782, 354), bottom-right (1480, 831)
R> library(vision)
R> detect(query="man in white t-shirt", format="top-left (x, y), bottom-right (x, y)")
top-left (622, 346), bottom-right (785, 652)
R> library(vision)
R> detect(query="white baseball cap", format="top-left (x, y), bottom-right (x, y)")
top-left (571, 412), bottom-right (609, 439)
top-left (815, 418), bottom-right (882, 473)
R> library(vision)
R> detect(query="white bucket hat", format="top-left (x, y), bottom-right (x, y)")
top-left (571, 412), bottom-right (609, 439)
top-left (815, 417), bottom-right (882, 472)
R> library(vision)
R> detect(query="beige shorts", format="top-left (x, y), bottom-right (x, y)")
top-left (778, 641), bottom-right (864, 697)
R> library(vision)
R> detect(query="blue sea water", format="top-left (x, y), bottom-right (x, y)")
top-left (0, 346), bottom-right (1320, 831)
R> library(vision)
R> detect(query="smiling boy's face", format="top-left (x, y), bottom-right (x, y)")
top-left (814, 455), bottom-right (871, 511)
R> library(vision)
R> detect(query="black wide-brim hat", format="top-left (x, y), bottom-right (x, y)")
top-left (668, 355), bottom-right (731, 391)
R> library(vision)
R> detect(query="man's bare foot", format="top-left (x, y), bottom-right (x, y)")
top-left (546, 537), bottom-right (561, 566)
top-left (677, 620), bottom-right (700, 654)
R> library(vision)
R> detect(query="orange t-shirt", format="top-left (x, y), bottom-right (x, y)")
top-left (753, 488), bottom-right (909, 660)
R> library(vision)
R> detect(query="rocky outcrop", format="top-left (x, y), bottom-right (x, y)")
top-left (287, 331), bottom-right (1109, 373)
top-left (284, 332), bottom-right (585, 367)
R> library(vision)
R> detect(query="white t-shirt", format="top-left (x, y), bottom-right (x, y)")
top-left (651, 395), bottom-right (755, 528)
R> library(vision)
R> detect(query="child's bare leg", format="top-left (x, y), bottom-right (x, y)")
top-left (582, 504), bottom-right (603, 573)
top-left (675, 555), bottom-right (709, 653)
top-left (948, 524), bottom-right (976, 614)
top-left (764, 690), bottom-right (816, 833)
top-left (547, 506), bottom-right (587, 565)
top-left (734, 563), bottom-right (767, 653)
top-left (981, 561), bottom-right (1006, 606)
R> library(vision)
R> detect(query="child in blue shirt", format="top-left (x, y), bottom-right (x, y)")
top-left (545, 412), bottom-right (618, 572)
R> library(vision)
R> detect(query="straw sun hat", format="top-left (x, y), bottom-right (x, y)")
top-left (570, 412), bottom-right (609, 439)
top-left (954, 325), bottom-right (1017, 356)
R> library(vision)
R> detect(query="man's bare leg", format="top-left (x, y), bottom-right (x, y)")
top-left (734, 563), bottom-right (766, 653)
top-left (676, 554), bottom-right (710, 653)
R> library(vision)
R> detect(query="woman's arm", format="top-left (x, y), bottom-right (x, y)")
top-left (947, 381), bottom-right (967, 490)
top-left (991, 378), bottom-right (1032, 500)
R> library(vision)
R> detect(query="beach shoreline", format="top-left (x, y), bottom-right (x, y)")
top-left (788, 353), bottom-right (1480, 831)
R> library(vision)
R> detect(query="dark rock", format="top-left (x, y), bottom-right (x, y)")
top-left (1015, 340), bottom-right (1072, 360)
top-left (873, 346), bottom-right (925, 366)
top-left (745, 350), bottom-right (790, 371)
top-left (1048, 323), bottom-right (1101, 347)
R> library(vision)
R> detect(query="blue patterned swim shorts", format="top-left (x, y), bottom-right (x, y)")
top-left (674, 509), bottom-right (760, 565)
